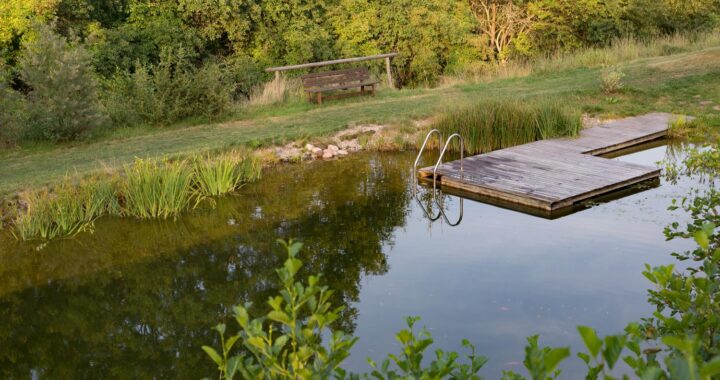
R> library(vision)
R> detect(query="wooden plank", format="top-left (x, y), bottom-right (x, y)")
top-left (416, 112), bottom-right (679, 213)
top-left (266, 52), bottom-right (397, 72)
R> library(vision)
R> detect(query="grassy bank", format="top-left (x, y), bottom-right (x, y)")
top-left (1, 35), bottom-right (720, 198)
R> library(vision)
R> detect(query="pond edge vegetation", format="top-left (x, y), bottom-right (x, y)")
top-left (11, 150), bottom-right (261, 241)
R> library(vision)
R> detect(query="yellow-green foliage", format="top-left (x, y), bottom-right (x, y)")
top-left (120, 158), bottom-right (196, 219)
top-left (193, 150), bottom-right (262, 197)
top-left (601, 66), bottom-right (625, 94)
top-left (433, 99), bottom-right (582, 155)
top-left (15, 178), bottom-right (118, 240)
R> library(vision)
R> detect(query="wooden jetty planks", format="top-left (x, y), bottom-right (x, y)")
top-left (418, 112), bottom-right (677, 211)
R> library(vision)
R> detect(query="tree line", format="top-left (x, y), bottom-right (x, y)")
top-left (0, 0), bottom-right (718, 144)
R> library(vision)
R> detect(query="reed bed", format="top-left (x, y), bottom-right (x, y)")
top-left (15, 178), bottom-right (119, 240)
top-left (120, 159), bottom-right (197, 219)
top-left (433, 100), bottom-right (582, 155)
top-left (193, 150), bottom-right (262, 196)
top-left (14, 150), bottom-right (261, 240)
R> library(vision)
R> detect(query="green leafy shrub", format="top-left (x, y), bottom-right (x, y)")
top-left (433, 99), bottom-right (581, 155)
top-left (224, 54), bottom-right (266, 100)
top-left (18, 24), bottom-right (107, 142)
top-left (204, 240), bottom-right (489, 380)
top-left (0, 63), bottom-right (25, 146)
top-left (105, 49), bottom-right (234, 126)
top-left (600, 66), bottom-right (625, 94)
top-left (331, 0), bottom-right (476, 87)
top-left (649, 152), bottom-right (720, 360)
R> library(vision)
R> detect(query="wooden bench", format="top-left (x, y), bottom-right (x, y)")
top-left (302, 67), bottom-right (379, 104)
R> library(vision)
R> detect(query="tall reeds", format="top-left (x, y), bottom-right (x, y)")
top-left (120, 159), bottom-right (196, 219)
top-left (193, 150), bottom-right (262, 196)
top-left (433, 99), bottom-right (582, 155)
top-left (15, 178), bottom-right (119, 240)
top-left (14, 150), bottom-right (262, 240)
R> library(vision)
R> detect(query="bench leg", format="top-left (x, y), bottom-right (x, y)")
top-left (371, 84), bottom-right (376, 96)
top-left (316, 92), bottom-right (322, 105)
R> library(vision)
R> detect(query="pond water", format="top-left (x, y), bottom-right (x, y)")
top-left (0, 142), bottom-right (700, 378)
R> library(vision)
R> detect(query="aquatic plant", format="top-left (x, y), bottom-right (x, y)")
top-left (15, 178), bottom-right (118, 240)
top-left (193, 151), bottom-right (261, 197)
top-left (120, 158), bottom-right (197, 219)
top-left (433, 100), bottom-right (581, 155)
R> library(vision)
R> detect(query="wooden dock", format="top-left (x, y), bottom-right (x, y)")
top-left (418, 112), bottom-right (678, 212)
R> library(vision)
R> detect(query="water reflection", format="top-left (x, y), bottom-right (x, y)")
top-left (0, 154), bottom-right (410, 379)
top-left (0, 143), bottom-right (702, 378)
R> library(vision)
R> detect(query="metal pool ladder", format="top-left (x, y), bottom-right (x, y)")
top-left (413, 129), bottom-right (442, 195)
top-left (412, 130), bottom-right (465, 226)
top-left (432, 133), bottom-right (464, 192)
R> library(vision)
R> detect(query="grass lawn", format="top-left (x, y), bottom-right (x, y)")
top-left (1, 47), bottom-right (719, 197)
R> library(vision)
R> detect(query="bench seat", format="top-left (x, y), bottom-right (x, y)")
top-left (301, 67), bottom-right (378, 104)
top-left (304, 79), bottom-right (379, 93)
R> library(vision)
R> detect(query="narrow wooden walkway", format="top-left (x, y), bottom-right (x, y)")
top-left (418, 112), bottom-right (678, 212)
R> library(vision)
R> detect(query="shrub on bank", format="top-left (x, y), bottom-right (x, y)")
top-left (105, 49), bottom-right (235, 126)
top-left (433, 100), bottom-right (582, 155)
top-left (0, 68), bottom-right (25, 147)
top-left (18, 24), bottom-right (107, 142)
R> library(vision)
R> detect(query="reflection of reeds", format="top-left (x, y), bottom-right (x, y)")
top-left (433, 99), bottom-right (581, 155)
top-left (15, 151), bottom-right (262, 240)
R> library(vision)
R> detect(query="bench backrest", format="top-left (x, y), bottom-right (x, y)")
top-left (302, 67), bottom-right (371, 89)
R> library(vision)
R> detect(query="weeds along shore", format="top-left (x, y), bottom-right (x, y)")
top-left (5, 150), bottom-right (261, 241)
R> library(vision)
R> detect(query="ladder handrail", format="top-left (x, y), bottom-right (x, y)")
top-left (411, 130), bottom-right (464, 227)
top-left (432, 133), bottom-right (464, 193)
top-left (412, 129), bottom-right (442, 195)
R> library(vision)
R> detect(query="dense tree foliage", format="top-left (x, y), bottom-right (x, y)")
top-left (0, 0), bottom-right (718, 144)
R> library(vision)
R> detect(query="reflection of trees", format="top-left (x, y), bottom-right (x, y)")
top-left (0, 153), bottom-right (412, 379)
